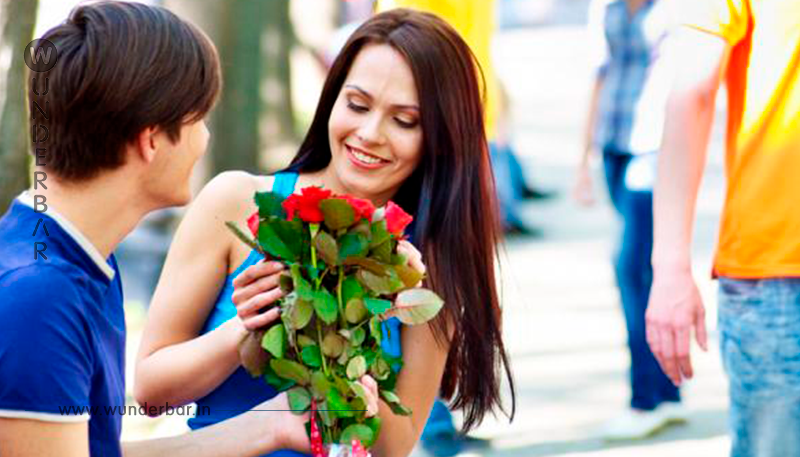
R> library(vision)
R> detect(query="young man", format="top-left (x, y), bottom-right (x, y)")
top-left (645, 0), bottom-right (800, 455)
top-left (575, 0), bottom-right (683, 440)
top-left (0, 3), bottom-right (309, 456)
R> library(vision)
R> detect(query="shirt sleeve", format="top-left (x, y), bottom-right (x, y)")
top-left (0, 265), bottom-right (93, 422)
top-left (677, 0), bottom-right (750, 45)
top-left (587, 0), bottom-right (611, 77)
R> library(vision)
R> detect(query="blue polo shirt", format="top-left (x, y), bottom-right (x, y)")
top-left (0, 194), bottom-right (125, 457)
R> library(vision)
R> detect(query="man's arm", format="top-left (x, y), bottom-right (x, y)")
top-left (0, 394), bottom-right (309, 457)
top-left (646, 26), bottom-right (731, 385)
top-left (0, 419), bottom-right (89, 457)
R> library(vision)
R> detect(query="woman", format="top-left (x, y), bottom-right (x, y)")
top-left (135, 9), bottom-right (515, 456)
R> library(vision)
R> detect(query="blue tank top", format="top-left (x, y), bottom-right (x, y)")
top-left (188, 172), bottom-right (402, 457)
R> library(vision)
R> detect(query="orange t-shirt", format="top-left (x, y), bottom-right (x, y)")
top-left (682, 0), bottom-right (800, 278)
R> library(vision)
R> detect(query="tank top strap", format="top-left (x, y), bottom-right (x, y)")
top-left (272, 172), bottom-right (299, 197)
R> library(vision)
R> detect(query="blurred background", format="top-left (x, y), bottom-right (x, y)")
top-left (0, 0), bottom-right (730, 455)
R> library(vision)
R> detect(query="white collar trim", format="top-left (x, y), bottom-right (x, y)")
top-left (18, 192), bottom-right (115, 280)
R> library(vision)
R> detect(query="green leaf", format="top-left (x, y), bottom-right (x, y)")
top-left (338, 232), bottom-right (369, 261)
top-left (258, 222), bottom-right (295, 260)
top-left (239, 330), bottom-right (268, 377)
top-left (346, 355), bottom-right (367, 380)
top-left (380, 390), bottom-right (412, 416)
top-left (313, 289), bottom-right (338, 325)
top-left (297, 334), bottom-right (316, 348)
top-left (369, 316), bottom-right (382, 344)
top-left (326, 388), bottom-right (354, 418)
top-left (289, 296), bottom-right (314, 330)
top-left (225, 221), bottom-right (263, 255)
top-left (278, 272), bottom-right (294, 294)
top-left (270, 218), bottom-right (305, 260)
top-left (370, 239), bottom-right (393, 264)
top-left (364, 417), bottom-right (382, 447)
top-left (350, 327), bottom-right (366, 346)
top-left (287, 386), bottom-right (311, 413)
top-left (394, 264), bottom-right (424, 289)
top-left (270, 359), bottom-right (310, 385)
top-left (342, 257), bottom-right (392, 276)
top-left (320, 198), bottom-right (356, 230)
top-left (389, 288), bottom-right (445, 325)
top-left (350, 381), bottom-right (369, 406)
top-left (261, 324), bottom-right (285, 358)
top-left (357, 269), bottom-right (404, 295)
top-left (370, 220), bottom-right (391, 248)
top-left (254, 191), bottom-right (286, 219)
top-left (322, 332), bottom-right (346, 358)
top-left (349, 219), bottom-right (372, 239)
top-left (291, 264), bottom-right (314, 301)
top-left (314, 230), bottom-right (339, 266)
top-left (370, 356), bottom-right (391, 381)
top-left (364, 297), bottom-right (392, 315)
top-left (263, 361), bottom-right (295, 391)
top-left (310, 371), bottom-right (332, 399)
top-left (345, 298), bottom-right (368, 324)
top-left (317, 401), bottom-right (335, 426)
top-left (300, 345), bottom-right (322, 368)
top-left (340, 424), bottom-right (374, 445)
top-left (341, 276), bottom-right (364, 304)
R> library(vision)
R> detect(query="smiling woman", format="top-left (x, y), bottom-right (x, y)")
top-left (135, 8), bottom-right (515, 457)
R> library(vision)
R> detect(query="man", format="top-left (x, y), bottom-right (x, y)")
top-left (575, 0), bottom-right (684, 441)
top-left (0, 3), bottom-right (309, 456)
top-left (646, 0), bottom-right (800, 455)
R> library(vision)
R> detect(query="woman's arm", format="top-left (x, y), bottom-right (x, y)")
top-left (134, 171), bottom-right (275, 411)
top-left (371, 321), bottom-right (450, 457)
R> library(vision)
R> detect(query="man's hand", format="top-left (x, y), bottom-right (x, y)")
top-left (646, 268), bottom-right (709, 385)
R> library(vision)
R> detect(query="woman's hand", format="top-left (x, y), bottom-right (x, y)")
top-left (397, 240), bottom-right (426, 286)
top-left (231, 261), bottom-right (286, 331)
top-left (358, 374), bottom-right (380, 418)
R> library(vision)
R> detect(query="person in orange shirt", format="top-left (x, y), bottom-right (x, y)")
top-left (645, 0), bottom-right (800, 455)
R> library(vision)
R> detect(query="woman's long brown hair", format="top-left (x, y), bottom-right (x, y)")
top-left (287, 8), bottom-right (515, 431)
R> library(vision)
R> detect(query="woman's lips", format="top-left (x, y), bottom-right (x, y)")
top-left (345, 144), bottom-right (390, 170)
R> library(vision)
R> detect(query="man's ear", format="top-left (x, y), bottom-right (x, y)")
top-left (133, 126), bottom-right (159, 164)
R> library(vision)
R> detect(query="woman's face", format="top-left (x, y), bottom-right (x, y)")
top-left (326, 43), bottom-right (423, 205)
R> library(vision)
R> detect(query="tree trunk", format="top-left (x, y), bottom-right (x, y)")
top-left (0, 0), bottom-right (38, 213)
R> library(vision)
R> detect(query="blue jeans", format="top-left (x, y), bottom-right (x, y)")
top-left (490, 142), bottom-right (527, 229)
top-left (603, 150), bottom-right (679, 410)
top-left (718, 277), bottom-right (800, 457)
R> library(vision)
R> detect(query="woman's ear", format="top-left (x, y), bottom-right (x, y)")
top-left (133, 126), bottom-right (159, 164)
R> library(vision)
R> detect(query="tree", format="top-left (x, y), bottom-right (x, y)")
top-left (0, 0), bottom-right (38, 213)
top-left (210, 0), bottom-right (296, 176)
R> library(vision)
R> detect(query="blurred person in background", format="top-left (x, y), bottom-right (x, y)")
top-left (645, 0), bottom-right (800, 455)
top-left (574, 0), bottom-right (684, 440)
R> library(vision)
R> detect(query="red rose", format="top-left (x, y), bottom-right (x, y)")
top-left (282, 186), bottom-right (332, 223)
top-left (385, 201), bottom-right (413, 235)
top-left (247, 211), bottom-right (260, 237)
top-left (344, 196), bottom-right (376, 221)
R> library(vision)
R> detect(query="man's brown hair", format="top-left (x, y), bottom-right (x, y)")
top-left (28, 1), bottom-right (221, 181)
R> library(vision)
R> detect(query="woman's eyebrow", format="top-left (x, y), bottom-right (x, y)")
top-left (344, 84), bottom-right (419, 111)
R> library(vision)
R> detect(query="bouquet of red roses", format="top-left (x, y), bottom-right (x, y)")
top-left (227, 186), bottom-right (443, 457)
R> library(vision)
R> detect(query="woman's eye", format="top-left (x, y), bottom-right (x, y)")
top-left (395, 117), bottom-right (418, 129)
top-left (347, 101), bottom-right (368, 113)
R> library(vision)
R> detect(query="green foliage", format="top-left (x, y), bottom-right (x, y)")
top-left (225, 187), bottom-right (446, 447)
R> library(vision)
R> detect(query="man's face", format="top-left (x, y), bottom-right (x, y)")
top-left (144, 118), bottom-right (209, 207)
